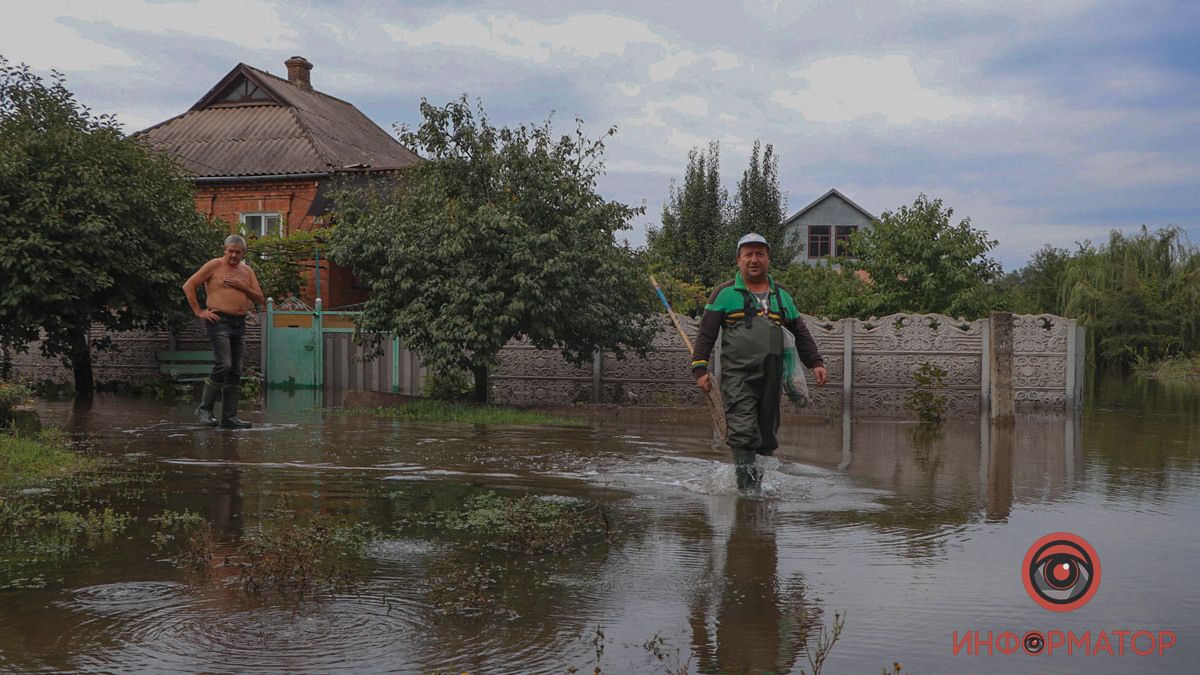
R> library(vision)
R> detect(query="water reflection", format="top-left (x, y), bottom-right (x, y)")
top-left (688, 498), bottom-right (819, 674)
top-left (6, 376), bottom-right (1198, 673)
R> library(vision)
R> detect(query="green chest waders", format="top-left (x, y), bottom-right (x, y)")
top-left (719, 290), bottom-right (785, 488)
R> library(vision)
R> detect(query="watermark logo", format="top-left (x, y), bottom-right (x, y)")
top-left (1022, 532), bottom-right (1100, 612)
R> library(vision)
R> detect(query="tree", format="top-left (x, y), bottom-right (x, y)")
top-left (0, 57), bottom-right (221, 401)
top-left (849, 194), bottom-right (1001, 318)
top-left (1060, 227), bottom-right (1200, 367)
top-left (732, 140), bottom-right (798, 266)
top-left (328, 96), bottom-right (655, 400)
top-left (646, 142), bottom-right (733, 287)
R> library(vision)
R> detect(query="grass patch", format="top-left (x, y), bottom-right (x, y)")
top-left (405, 490), bottom-right (614, 616)
top-left (339, 400), bottom-right (586, 427)
top-left (1134, 353), bottom-right (1200, 380)
top-left (0, 430), bottom-right (109, 492)
top-left (228, 507), bottom-right (379, 598)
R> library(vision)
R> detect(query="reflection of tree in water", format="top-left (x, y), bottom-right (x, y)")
top-left (687, 499), bottom-right (824, 674)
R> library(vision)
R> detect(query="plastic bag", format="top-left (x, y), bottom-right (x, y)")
top-left (782, 328), bottom-right (810, 406)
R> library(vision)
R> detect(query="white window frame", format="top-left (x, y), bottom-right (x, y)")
top-left (240, 212), bottom-right (283, 238)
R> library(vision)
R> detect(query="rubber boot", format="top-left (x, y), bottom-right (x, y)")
top-left (732, 448), bottom-right (762, 491)
top-left (219, 384), bottom-right (252, 429)
top-left (195, 378), bottom-right (221, 427)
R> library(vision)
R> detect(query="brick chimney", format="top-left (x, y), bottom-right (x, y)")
top-left (284, 56), bottom-right (313, 91)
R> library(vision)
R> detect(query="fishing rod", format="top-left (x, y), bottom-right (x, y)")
top-left (649, 275), bottom-right (727, 439)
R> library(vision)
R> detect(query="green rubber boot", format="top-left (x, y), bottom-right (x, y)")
top-left (219, 384), bottom-right (252, 429)
top-left (733, 448), bottom-right (762, 491)
top-left (195, 378), bottom-right (221, 427)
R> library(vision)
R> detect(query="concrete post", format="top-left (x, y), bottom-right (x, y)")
top-left (592, 348), bottom-right (602, 404)
top-left (842, 318), bottom-right (854, 415)
top-left (988, 311), bottom-right (1014, 420)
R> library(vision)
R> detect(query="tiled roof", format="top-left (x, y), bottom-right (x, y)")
top-left (137, 63), bottom-right (420, 178)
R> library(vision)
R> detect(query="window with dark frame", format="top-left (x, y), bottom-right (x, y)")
top-left (808, 225), bottom-right (832, 258)
top-left (835, 225), bottom-right (858, 257)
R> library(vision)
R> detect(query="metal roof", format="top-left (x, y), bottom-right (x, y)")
top-left (784, 188), bottom-right (878, 225)
top-left (137, 63), bottom-right (420, 179)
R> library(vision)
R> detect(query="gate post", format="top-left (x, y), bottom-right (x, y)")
top-left (264, 297), bottom-right (273, 385)
top-left (314, 298), bottom-right (324, 389)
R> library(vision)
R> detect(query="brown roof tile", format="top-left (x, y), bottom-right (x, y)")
top-left (137, 62), bottom-right (420, 178)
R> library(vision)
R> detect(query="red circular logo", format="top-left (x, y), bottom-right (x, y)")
top-left (1022, 532), bottom-right (1101, 612)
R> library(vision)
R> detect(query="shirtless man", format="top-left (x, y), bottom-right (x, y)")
top-left (182, 234), bottom-right (265, 428)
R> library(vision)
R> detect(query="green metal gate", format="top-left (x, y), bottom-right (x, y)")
top-left (264, 298), bottom-right (424, 395)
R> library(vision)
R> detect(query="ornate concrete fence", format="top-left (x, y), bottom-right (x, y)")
top-left (9, 311), bottom-right (1084, 417)
top-left (492, 312), bottom-right (1085, 416)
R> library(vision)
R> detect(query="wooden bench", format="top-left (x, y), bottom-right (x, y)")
top-left (156, 350), bottom-right (216, 382)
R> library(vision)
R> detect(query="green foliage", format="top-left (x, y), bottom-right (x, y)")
top-left (850, 194), bottom-right (1001, 318)
top-left (0, 382), bottom-right (30, 426)
top-left (1059, 227), bottom-right (1200, 368)
top-left (432, 491), bottom-right (598, 554)
top-left (242, 227), bottom-right (325, 301)
top-left (137, 377), bottom-right (192, 401)
top-left (648, 139), bottom-right (794, 289)
top-left (647, 142), bottom-right (733, 287)
top-left (422, 367), bottom-right (474, 401)
top-left (1133, 352), bottom-right (1200, 380)
top-left (774, 261), bottom-right (875, 320)
top-left (329, 96), bottom-right (655, 390)
top-left (0, 430), bottom-right (108, 492)
top-left (733, 140), bottom-right (799, 266)
top-left (904, 363), bottom-right (949, 423)
top-left (235, 507), bottom-right (378, 597)
top-left (340, 400), bottom-right (586, 427)
top-left (0, 57), bottom-right (223, 400)
top-left (993, 245), bottom-right (1072, 315)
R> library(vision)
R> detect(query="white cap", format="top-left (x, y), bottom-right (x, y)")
top-left (736, 232), bottom-right (770, 254)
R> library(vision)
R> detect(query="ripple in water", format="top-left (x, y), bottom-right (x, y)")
top-left (61, 582), bottom-right (429, 673)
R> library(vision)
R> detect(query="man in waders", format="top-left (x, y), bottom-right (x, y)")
top-left (692, 233), bottom-right (829, 489)
top-left (182, 234), bottom-right (265, 429)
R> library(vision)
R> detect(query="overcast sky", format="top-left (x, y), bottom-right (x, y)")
top-left (3, 0), bottom-right (1198, 269)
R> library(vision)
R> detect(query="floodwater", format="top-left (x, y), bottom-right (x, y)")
top-left (2, 375), bottom-right (1198, 674)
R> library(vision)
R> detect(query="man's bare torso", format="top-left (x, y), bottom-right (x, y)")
top-left (201, 258), bottom-right (255, 315)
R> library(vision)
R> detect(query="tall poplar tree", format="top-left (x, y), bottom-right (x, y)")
top-left (646, 142), bottom-right (734, 287)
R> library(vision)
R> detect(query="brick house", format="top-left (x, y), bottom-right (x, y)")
top-left (138, 56), bottom-right (419, 308)
top-left (784, 188), bottom-right (878, 264)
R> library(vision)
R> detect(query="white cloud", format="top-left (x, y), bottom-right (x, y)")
top-left (648, 49), bottom-right (700, 81)
top-left (707, 49), bottom-right (740, 71)
top-left (0, 0), bottom-right (298, 71)
top-left (770, 54), bottom-right (1014, 125)
top-left (1081, 151), bottom-right (1195, 189)
top-left (383, 13), bottom-right (666, 63)
top-left (629, 95), bottom-right (711, 126)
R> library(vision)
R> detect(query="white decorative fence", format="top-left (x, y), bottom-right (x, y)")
top-left (492, 313), bottom-right (1085, 416)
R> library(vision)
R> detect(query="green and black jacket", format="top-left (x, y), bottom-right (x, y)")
top-left (691, 272), bottom-right (824, 376)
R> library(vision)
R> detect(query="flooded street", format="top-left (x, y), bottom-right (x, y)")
top-left (2, 376), bottom-right (1198, 674)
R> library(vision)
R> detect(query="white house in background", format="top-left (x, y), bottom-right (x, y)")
top-left (784, 188), bottom-right (878, 264)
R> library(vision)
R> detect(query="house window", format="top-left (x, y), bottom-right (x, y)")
top-left (835, 225), bottom-right (858, 257)
top-left (242, 213), bottom-right (283, 237)
top-left (808, 225), bottom-right (832, 258)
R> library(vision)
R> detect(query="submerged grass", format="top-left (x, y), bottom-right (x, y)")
top-left (0, 430), bottom-right (109, 492)
top-left (1134, 353), bottom-right (1200, 380)
top-left (339, 400), bottom-right (586, 427)
top-left (230, 507), bottom-right (379, 598)
top-left (406, 489), bottom-right (615, 615)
